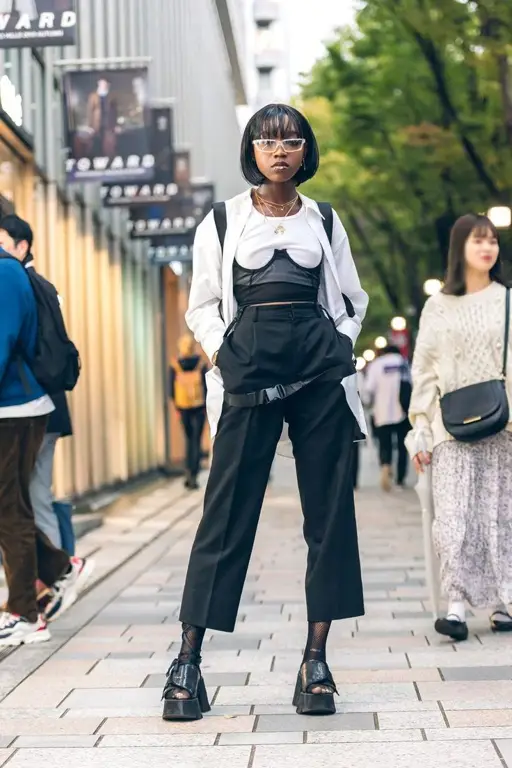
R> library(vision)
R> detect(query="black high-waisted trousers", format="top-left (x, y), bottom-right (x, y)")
top-left (179, 304), bottom-right (365, 632)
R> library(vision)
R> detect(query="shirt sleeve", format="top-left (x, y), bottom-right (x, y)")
top-left (408, 298), bottom-right (439, 438)
top-left (0, 266), bottom-right (23, 386)
top-left (185, 211), bottom-right (226, 363)
top-left (331, 210), bottom-right (369, 345)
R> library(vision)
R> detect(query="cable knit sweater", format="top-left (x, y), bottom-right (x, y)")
top-left (406, 281), bottom-right (512, 456)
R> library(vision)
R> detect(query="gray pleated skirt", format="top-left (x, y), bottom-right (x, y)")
top-left (432, 431), bottom-right (512, 607)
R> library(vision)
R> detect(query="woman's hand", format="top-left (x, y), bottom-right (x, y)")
top-left (412, 451), bottom-right (432, 474)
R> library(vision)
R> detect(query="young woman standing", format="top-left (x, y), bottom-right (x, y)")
top-left (161, 104), bottom-right (368, 720)
top-left (408, 214), bottom-right (512, 642)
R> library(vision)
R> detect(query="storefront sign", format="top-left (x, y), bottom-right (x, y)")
top-left (101, 181), bottom-right (178, 206)
top-left (63, 67), bottom-right (154, 184)
top-left (0, 0), bottom-right (77, 48)
top-left (127, 182), bottom-right (214, 239)
top-left (0, 74), bottom-right (22, 126)
top-left (128, 198), bottom-right (198, 239)
top-left (149, 243), bottom-right (193, 264)
top-left (101, 107), bottom-right (175, 206)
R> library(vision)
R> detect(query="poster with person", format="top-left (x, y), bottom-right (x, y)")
top-left (101, 106), bottom-right (175, 206)
top-left (0, 0), bottom-right (77, 48)
top-left (63, 67), bottom-right (154, 184)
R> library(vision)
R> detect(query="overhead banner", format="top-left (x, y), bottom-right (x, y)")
top-left (101, 106), bottom-right (175, 207)
top-left (101, 180), bottom-right (179, 207)
top-left (149, 243), bottom-right (193, 265)
top-left (127, 182), bottom-right (214, 240)
top-left (0, 0), bottom-right (77, 49)
top-left (63, 67), bottom-right (154, 184)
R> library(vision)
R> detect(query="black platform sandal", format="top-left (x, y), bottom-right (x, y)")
top-left (490, 611), bottom-right (512, 633)
top-left (161, 656), bottom-right (211, 721)
top-left (293, 660), bottom-right (337, 716)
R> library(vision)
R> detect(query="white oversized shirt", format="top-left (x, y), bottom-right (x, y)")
top-left (185, 189), bottom-right (369, 451)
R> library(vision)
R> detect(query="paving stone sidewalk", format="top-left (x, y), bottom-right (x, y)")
top-left (0, 443), bottom-right (512, 767)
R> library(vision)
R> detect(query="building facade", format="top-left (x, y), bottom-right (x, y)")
top-left (0, 0), bottom-right (246, 499)
top-left (238, 0), bottom-right (291, 129)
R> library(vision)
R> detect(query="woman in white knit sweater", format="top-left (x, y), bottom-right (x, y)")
top-left (407, 213), bottom-right (512, 642)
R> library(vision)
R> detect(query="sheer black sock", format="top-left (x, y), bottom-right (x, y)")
top-left (302, 621), bottom-right (332, 664)
top-left (177, 623), bottom-right (206, 665)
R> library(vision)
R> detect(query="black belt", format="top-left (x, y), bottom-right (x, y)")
top-left (224, 365), bottom-right (349, 408)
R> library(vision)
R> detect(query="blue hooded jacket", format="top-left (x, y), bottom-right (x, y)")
top-left (0, 253), bottom-right (47, 407)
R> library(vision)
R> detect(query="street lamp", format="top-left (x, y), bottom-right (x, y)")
top-left (375, 336), bottom-right (387, 349)
top-left (424, 278), bottom-right (443, 297)
top-left (488, 206), bottom-right (511, 229)
top-left (355, 356), bottom-right (366, 371)
top-left (390, 316), bottom-right (407, 332)
top-left (363, 349), bottom-right (376, 362)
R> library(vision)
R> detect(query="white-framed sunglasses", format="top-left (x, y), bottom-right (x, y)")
top-left (252, 138), bottom-right (306, 153)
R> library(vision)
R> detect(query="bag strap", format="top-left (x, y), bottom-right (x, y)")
top-left (213, 202), bottom-right (227, 252)
top-left (317, 202), bottom-right (333, 244)
top-left (503, 286), bottom-right (510, 378)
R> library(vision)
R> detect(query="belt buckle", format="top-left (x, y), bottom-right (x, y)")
top-left (265, 384), bottom-right (286, 403)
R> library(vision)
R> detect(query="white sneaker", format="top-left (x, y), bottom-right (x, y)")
top-left (0, 613), bottom-right (50, 646)
top-left (44, 557), bottom-right (96, 623)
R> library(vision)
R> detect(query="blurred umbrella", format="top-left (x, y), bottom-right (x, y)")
top-left (415, 465), bottom-right (441, 619)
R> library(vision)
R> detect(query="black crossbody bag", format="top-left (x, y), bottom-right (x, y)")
top-left (440, 286), bottom-right (510, 442)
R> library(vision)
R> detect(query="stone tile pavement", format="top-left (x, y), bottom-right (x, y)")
top-left (1, 442), bottom-right (512, 766)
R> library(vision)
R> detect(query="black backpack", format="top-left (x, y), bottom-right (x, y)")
top-left (21, 266), bottom-right (81, 395)
top-left (212, 200), bottom-right (356, 318)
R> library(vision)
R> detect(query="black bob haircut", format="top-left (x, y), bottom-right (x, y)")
top-left (240, 103), bottom-right (320, 186)
top-left (0, 214), bottom-right (33, 249)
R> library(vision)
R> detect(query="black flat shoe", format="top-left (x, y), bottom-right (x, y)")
top-left (490, 611), bottom-right (512, 633)
top-left (161, 658), bottom-right (211, 721)
top-left (434, 617), bottom-right (469, 642)
top-left (293, 660), bottom-right (337, 716)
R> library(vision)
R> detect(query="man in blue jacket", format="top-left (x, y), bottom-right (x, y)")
top-left (0, 223), bottom-right (92, 646)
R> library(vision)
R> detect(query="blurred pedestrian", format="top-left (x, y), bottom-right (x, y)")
top-left (170, 334), bottom-right (208, 491)
top-left (162, 104), bottom-right (368, 721)
top-left (0, 216), bottom-right (93, 646)
top-left (365, 344), bottom-right (410, 491)
top-left (407, 213), bottom-right (512, 642)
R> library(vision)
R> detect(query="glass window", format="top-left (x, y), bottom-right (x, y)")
top-left (259, 69), bottom-right (272, 91)
top-left (0, 140), bottom-right (23, 213)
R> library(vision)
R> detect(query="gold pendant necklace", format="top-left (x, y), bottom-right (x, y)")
top-left (258, 197), bottom-right (298, 234)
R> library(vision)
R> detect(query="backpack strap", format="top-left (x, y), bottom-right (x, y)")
top-left (213, 202), bottom-right (227, 251)
top-left (317, 202), bottom-right (333, 244)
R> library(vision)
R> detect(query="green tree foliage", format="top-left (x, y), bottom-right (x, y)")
top-left (298, 0), bottom-right (512, 348)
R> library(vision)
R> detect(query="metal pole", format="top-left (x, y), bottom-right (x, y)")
top-left (159, 266), bottom-right (173, 475)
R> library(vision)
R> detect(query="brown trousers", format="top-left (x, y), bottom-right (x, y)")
top-left (0, 416), bottom-right (69, 622)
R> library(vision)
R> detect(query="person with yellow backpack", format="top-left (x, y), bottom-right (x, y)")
top-left (170, 335), bottom-right (208, 490)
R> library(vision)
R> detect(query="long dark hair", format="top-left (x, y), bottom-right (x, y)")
top-left (240, 104), bottom-right (319, 186)
top-left (443, 213), bottom-right (504, 296)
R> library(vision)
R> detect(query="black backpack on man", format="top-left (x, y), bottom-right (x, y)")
top-left (22, 266), bottom-right (81, 395)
